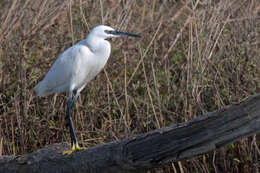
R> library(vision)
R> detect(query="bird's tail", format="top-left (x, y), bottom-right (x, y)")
top-left (36, 81), bottom-right (48, 97)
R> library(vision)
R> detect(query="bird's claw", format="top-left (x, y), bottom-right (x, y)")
top-left (62, 143), bottom-right (86, 155)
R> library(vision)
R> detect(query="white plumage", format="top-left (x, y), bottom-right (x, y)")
top-left (36, 25), bottom-right (141, 155)
top-left (36, 25), bottom-right (112, 97)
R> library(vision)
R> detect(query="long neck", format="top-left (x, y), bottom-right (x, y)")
top-left (85, 36), bottom-right (111, 62)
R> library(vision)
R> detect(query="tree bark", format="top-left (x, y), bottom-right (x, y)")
top-left (1, 94), bottom-right (260, 173)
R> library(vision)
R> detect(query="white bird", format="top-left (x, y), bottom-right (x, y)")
top-left (36, 25), bottom-right (141, 155)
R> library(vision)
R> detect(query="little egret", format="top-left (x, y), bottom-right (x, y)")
top-left (36, 25), bottom-right (141, 155)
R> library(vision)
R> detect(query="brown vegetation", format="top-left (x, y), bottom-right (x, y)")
top-left (0, 0), bottom-right (259, 172)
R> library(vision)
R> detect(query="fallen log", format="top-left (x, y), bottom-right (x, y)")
top-left (1, 94), bottom-right (260, 173)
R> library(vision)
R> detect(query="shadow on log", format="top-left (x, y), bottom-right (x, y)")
top-left (1, 94), bottom-right (260, 173)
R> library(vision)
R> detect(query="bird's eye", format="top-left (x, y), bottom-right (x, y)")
top-left (104, 30), bottom-right (113, 34)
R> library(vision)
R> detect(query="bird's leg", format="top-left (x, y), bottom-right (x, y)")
top-left (63, 90), bottom-right (86, 155)
top-left (70, 90), bottom-right (86, 151)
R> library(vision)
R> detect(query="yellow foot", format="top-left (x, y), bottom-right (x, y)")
top-left (62, 143), bottom-right (86, 155)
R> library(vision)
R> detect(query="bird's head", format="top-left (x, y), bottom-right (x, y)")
top-left (89, 25), bottom-right (141, 40)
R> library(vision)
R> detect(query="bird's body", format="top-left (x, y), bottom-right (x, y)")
top-left (36, 25), bottom-right (141, 155)
top-left (37, 29), bottom-right (111, 97)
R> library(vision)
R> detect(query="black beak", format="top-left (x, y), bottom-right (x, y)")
top-left (109, 30), bottom-right (141, 38)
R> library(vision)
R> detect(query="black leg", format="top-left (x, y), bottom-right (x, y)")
top-left (66, 99), bottom-right (77, 146)
top-left (65, 90), bottom-right (80, 147)
top-left (63, 88), bottom-right (86, 155)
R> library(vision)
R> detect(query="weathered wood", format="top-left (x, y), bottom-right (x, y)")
top-left (1, 94), bottom-right (260, 173)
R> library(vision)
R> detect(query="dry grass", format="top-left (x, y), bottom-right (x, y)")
top-left (0, 0), bottom-right (259, 172)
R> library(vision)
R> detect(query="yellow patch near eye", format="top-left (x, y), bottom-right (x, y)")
top-left (104, 30), bottom-right (112, 34)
